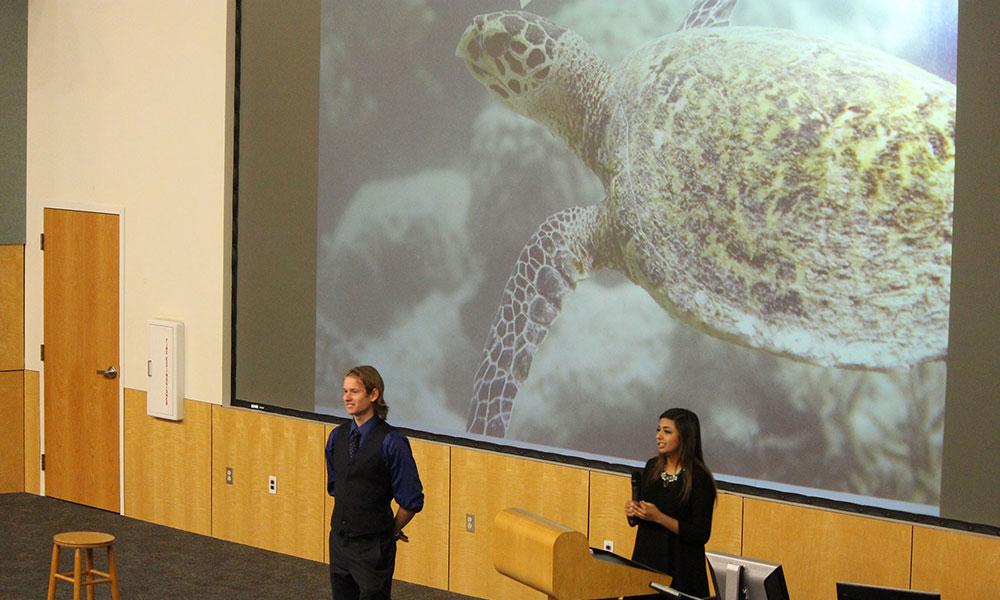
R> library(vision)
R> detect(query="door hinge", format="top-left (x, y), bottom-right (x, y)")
top-left (41, 454), bottom-right (45, 471)
top-left (40, 233), bottom-right (44, 250)
top-left (40, 344), bottom-right (44, 361)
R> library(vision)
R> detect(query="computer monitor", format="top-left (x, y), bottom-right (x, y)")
top-left (836, 582), bottom-right (940, 600)
top-left (706, 551), bottom-right (790, 600)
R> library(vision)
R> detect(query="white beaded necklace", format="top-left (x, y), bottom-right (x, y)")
top-left (660, 468), bottom-right (683, 486)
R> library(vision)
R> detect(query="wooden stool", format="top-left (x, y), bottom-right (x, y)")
top-left (47, 531), bottom-right (119, 600)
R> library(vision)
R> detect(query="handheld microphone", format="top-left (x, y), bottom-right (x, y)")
top-left (628, 470), bottom-right (642, 526)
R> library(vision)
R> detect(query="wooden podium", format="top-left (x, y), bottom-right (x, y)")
top-left (494, 507), bottom-right (673, 599)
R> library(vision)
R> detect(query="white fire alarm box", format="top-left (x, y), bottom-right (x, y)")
top-left (147, 319), bottom-right (184, 421)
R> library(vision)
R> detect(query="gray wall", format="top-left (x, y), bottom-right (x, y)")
top-left (939, 0), bottom-right (1000, 528)
top-left (0, 1), bottom-right (27, 244)
top-left (233, 0), bottom-right (318, 412)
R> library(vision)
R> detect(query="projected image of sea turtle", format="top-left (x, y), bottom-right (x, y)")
top-left (456, 0), bottom-right (955, 436)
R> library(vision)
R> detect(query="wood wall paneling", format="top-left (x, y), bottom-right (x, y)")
top-left (912, 526), bottom-right (1000, 599)
top-left (588, 471), bottom-right (636, 557)
top-left (0, 245), bottom-right (25, 493)
top-left (212, 405), bottom-right (326, 561)
top-left (324, 424), bottom-right (335, 565)
top-left (24, 370), bottom-right (40, 493)
top-left (742, 498), bottom-right (912, 600)
top-left (123, 389), bottom-right (212, 535)
top-left (393, 438), bottom-right (451, 590)
top-left (707, 492), bottom-right (744, 556)
top-left (449, 447), bottom-right (590, 600)
top-left (0, 245), bottom-right (24, 371)
top-left (10, 366), bottom-right (1000, 600)
top-left (0, 370), bottom-right (24, 492)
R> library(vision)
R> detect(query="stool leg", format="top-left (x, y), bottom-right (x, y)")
top-left (107, 545), bottom-right (119, 600)
top-left (73, 548), bottom-right (82, 600)
top-left (85, 548), bottom-right (95, 600)
top-left (47, 543), bottom-right (60, 600)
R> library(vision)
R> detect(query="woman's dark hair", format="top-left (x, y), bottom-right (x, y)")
top-left (646, 407), bottom-right (716, 504)
top-left (344, 365), bottom-right (389, 420)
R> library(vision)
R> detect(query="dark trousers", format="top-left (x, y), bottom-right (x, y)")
top-left (329, 529), bottom-right (396, 600)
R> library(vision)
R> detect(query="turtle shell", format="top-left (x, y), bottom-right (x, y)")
top-left (602, 26), bottom-right (953, 369)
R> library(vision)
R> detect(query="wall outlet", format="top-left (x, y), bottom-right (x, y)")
top-left (603, 540), bottom-right (614, 552)
top-left (465, 513), bottom-right (475, 533)
top-left (225, 467), bottom-right (233, 485)
top-left (268, 475), bottom-right (276, 494)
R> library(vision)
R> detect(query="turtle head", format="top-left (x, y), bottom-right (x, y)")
top-left (457, 11), bottom-right (571, 116)
top-left (457, 11), bottom-right (612, 175)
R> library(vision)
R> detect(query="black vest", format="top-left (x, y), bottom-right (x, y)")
top-left (330, 419), bottom-right (394, 536)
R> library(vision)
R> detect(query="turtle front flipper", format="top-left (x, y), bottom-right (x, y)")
top-left (467, 205), bottom-right (602, 436)
top-left (677, 0), bottom-right (738, 30)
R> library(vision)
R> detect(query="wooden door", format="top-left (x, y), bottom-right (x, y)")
top-left (43, 208), bottom-right (120, 512)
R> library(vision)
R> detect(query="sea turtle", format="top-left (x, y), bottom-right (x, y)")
top-left (456, 0), bottom-right (955, 437)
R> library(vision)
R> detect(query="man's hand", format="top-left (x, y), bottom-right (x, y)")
top-left (393, 507), bottom-right (417, 542)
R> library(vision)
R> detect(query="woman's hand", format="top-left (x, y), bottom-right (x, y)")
top-left (630, 501), bottom-right (666, 523)
top-left (625, 499), bottom-right (638, 519)
top-left (626, 500), bottom-right (677, 533)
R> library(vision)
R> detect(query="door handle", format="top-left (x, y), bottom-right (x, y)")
top-left (97, 365), bottom-right (118, 379)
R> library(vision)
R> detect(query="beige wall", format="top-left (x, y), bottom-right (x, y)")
top-left (25, 0), bottom-right (234, 404)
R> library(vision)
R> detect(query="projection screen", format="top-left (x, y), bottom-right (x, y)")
top-left (236, 0), bottom-right (959, 518)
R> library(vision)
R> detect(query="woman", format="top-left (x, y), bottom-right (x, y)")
top-left (625, 408), bottom-right (717, 598)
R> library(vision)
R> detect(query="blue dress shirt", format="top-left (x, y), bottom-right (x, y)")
top-left (325, 417), bottom-right (424, 513)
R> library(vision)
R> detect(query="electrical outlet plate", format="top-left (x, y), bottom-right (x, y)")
top-left (268, 475), bottom-right (276, 494)
top-left (603, 540), bottom-right (614, 552)
top-left (226, 467), bottom-right (233, 484)
top-left (465, 513), bottom-right (475, 532)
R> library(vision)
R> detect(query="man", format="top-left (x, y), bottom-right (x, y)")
top-left (325, 365), bottom-right (424, 600)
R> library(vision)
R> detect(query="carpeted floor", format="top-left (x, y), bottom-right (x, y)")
top-left (0, 493), bottom-right (482, 599)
